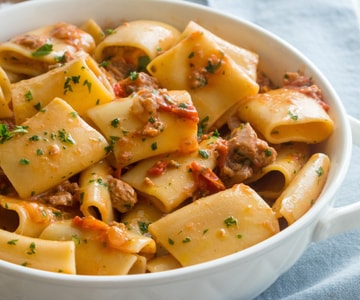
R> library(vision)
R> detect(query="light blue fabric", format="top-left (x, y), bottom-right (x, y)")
top-left (190, 0), bottom-right (360, 299)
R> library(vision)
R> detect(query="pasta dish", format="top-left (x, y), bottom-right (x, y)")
top-left (0, 19), bottom-right (334, 275)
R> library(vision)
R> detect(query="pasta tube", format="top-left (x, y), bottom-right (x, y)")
top-left (237, 88), bottom-right (334, 144)
top-left (0, 66), bottom-right (13, 119)
top-left (0, 228), bottom-right (75, 274)
top-left (87, 90), bottom-right (199, 167)
top-left (11, 54), bottom-right (114, 124)
top-left (0, 22), bottom-right (95, 77)
top-left (272, 153), bottom-right (331, 224)
top-left (40, 217), bottom-right (155, 275)
top-left (121, 136), bottom-right (220, 213)
top-left (79, 160), bottom-right (114, 223)
top-left (147, 21), bottom-right (259, 129)
top-left (147, 254), bottom-right (181, 273)
top-left (246, 142), bottom-right (310, 201)
top-left (0, 196), bottom-right (64, 237)
top-left (149, 183), bottom-right (279, 267)
top-left (94, 20), bottom-right (181, 66)
top-left (121, 199), bottom-right (163, 236)
top-left (0, 97), bottom-right (109, 198)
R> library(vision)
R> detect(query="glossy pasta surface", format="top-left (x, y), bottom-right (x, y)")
top-left (0, 18), bottom-right (333, 275)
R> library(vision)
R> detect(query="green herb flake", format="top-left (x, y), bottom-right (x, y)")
top-left (25, 90), bottom-right (33, 101)
top-left (224, 216), bottom-right (238, 227)
top-left (27, 242), bottom-right (36, 255)
top-left (205, 57), bottom-right (222, 73)
top-left (33, 102), bottom-right (42, 111)
top-left (197, 116), bottom-right (209, 138)
top-left (70, 111), bottom-right (78, 118)
top-left (198, 149), bottom-right (209, 159)
top-left (316, 166), bottom-right (324, 177)
top-left (105, 136), bottom-right (120, 155)
top-left (105, 28), bottom-right (116, 35)
top-left (288, 110), bottom-right (299, 121)
top-left (99, 61), bottom-right (110, 68)
top-left (54, 54), bottom-right (67, 63)
top-left (29, 135), bottom-right (40, 141)
top-left (58, 129), bottom-right (75, 144)
top-left (83, 79), bottom-right (92, 93)
top-left (31, 43), bottom-right (53, 57)
top-left (72, 235), bottom-right (81, 245)
top-left (138, 221), bottom-right (150, 235)
top-left (129, 71), bottom-right (139, 81)
top-left (151, 142), bottom-right (158, 151)
top-left (265, 148), bottom-right (273, 157)
top-left (110, 118), bottom-right (120, 128)
top-left (168, 238), bottom-right (175, 245)
top-left (182, 237), bottom-right (191, 243)
top-left (178, 102), bottom-right (188, 109)
top-left (7, 239), bottom-right (18, 245)
top-left (20, 158), bottom-right (30, 165)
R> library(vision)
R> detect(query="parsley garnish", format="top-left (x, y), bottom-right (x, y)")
top-left (58, 129), bottom-right (75, 144)
top-left (224, 216), bottom-right (238, 227)
top-left (32, 43), bottom-right (53, 57)
top-left (0, 124), bottom-right (28, 144)
top-left (138, 221), bottom-right (150, 235)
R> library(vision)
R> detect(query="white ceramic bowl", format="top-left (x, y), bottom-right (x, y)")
top-left (0, 0), bottom-right (359, 299)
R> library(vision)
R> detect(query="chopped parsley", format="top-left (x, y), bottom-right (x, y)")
top-left (197, 116), bottom-right (209, 138)
top-left (58, 129), bottom-right (75, 144)
top-left (31, 43), bottom-right (53, 57)
top-left (198, 149), bottom-right (209, 159)
top-left (0, 124), bottom-right (28, 144)
top-left (138, 221), bottom-right (150, 235)
top-left (151, 142), bottom-right (158, 151)
top-left (129, 71), bottom-right (139, 81)
top-left (105, 136), bottom-right (120, 154)
top-left (288, 110), bottom-right (298, 121)
top-left (25, 90), bottom-right (33, 101)
top-left (182, 237), bottom-right (191, 243)
top-left (20, 158), bottom-right (30, 165)
top-left (316, 166), bottom-right (324, 177)
top-left (224, 216), bottom-right (238, 227)
top-left (110, 118), bottom-right (120, 128)
top-left (26, 242), bottom-right (36, 255)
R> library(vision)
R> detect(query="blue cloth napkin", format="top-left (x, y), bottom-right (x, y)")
top-left (192, 0), bottom-right (360, 299)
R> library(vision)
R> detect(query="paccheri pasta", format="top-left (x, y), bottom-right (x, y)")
top-left (0, 19), bottom-right (333, 275)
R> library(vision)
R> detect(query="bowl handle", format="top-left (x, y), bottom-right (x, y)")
top-left (312, 115), bottom-right (360, 242)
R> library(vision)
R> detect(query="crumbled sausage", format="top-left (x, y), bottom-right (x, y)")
top-left (218, 123), bottom-right (277, 188)
top-left (107, 176), bottom-right (138, 213)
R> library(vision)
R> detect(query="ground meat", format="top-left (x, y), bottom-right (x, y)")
top-left (283, 72), bottom-right (329, 111)
top-left (116, 72), bottom-right (160, 97)
top-left (32, 180), bottom-right (80, 207)
top-left (218, 123), bottom-right (277, 188)
top-left (107, 176), bottom-right (138, 213)
top-left (257, 70), bottom-right (276, 93)
top-left (13, 34), bottom-right (48, 50)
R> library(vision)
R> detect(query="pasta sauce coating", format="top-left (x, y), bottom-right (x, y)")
top-left (0, 19), bottom-right (334, 275)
